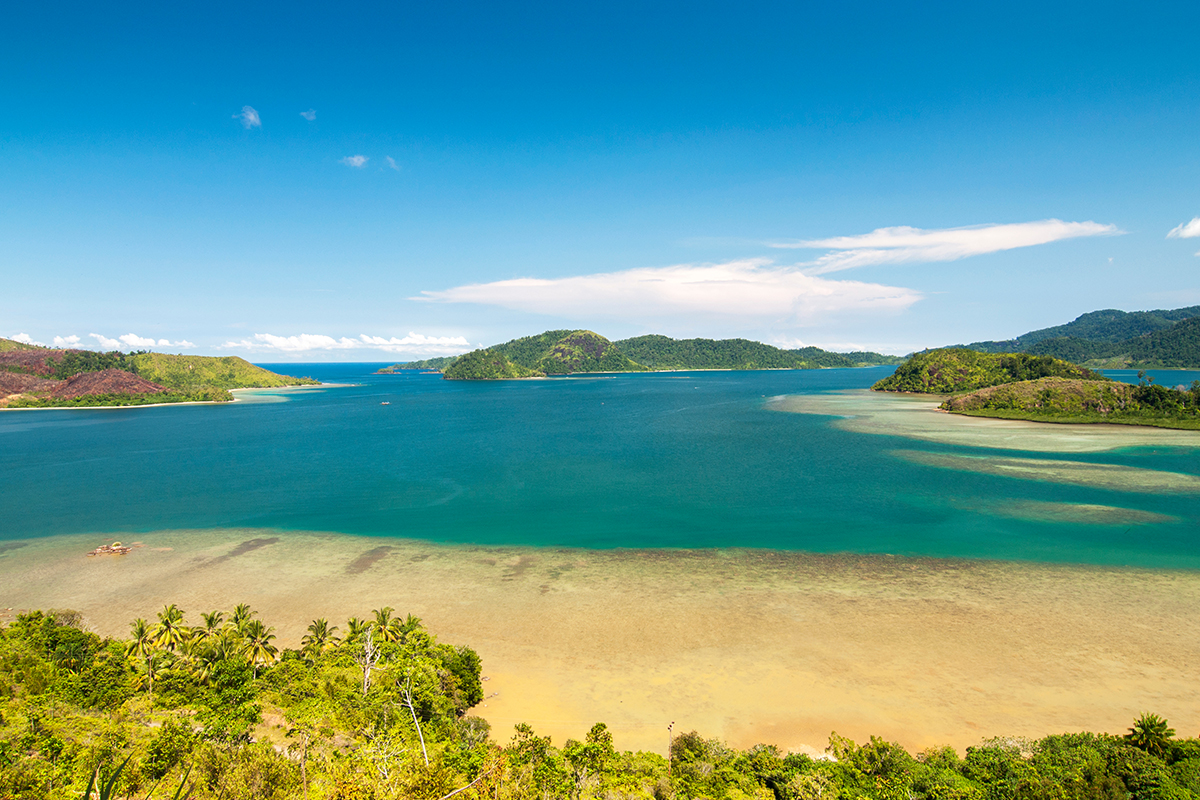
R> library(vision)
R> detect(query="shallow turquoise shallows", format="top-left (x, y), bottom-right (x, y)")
top-left (3, 365), bottom-right (1199, 569)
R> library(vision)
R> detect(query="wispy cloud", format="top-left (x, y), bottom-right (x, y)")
top-left (771, 219), bottom-right (1120, 274)
top-left (340, 155), bottom-right (368, 168)
top-left (416, 259), bottom-right (921, 323)
top-left (233, 105), bottom-right (261, 129)
top-left (89, 333), bottom-right (195, 349)
top-left (223, 332), bottom-right (473, 356)
top-left (52, 335), bottom-right (81, 347)
top-left (1167, 217), bottom-right (1200, 252)
top-left (300, 109), bottom-right (316, 121)
top-left (11, 333), bottom-right (46, 347)
top-left (385, 156), bottom-right (400, 171)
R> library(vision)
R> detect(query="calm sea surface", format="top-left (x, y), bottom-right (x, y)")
top-left (3, 364), bottom-right (1199, 568)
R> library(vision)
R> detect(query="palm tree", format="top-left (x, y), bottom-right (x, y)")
top-left (1126, 713), bottom-right (1175, 757)
top-left (344, 617), bottom-right (369, 645)
top-left (153, 604), bottom-right (189, 653)
top-left (242, 618), bottom-right (278, 677)
top-left (232, 603), bottom-right (257, 631)
top-left (200, 610), bottom-right (225, 637)
top-left (125, 618), bottom-right (157, 693)
top-left (301, 618), bottom-right (339, 661)
top-left (373, 606), bottom-right (405, 642)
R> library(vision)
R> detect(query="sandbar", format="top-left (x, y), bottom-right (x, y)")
top-left (771, 390), bottom-right (1200, 453)
top-left (3, 528), bottom-right (1199, 755)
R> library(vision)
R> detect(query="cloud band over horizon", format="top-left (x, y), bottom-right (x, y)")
top-left (415, 258), bottom-right (922, 323)
top-left (773, 219), bottom-right (1120, 274)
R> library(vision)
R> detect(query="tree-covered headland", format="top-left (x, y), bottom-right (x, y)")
top-left (875, 349), bottom-right (1200, 429)
top-left (4, 607), bottom-right (1200, 799)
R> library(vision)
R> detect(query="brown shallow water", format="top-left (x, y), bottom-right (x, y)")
top-left (3, 528), bottom-right (1199, 755)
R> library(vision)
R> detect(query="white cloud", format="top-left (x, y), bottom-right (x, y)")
top-left (385, 156), bottom-right (400, 171)
top-left (88, 333), bottom-right (194, 350)
top-left (300, 109), bottom-right (316, 121)
top-left (772, 219), bottom-right (1120, 274)
top-left (11, 333), bottom-right (46, 347)
top-left (224, 332), bottom-right (474, 356)
top-left (415, 258), bottom-right (921, 322)
top-left (234, 105), bottom-right (261, 129)
top-left (1167, 217), bottom-right (1200, 239)
top-left (52, 335), bottom-right (81, 347)
top-left (340, 155), bottom-right (368, 168)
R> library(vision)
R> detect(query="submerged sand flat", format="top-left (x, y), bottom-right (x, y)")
top-left (771, 390), bottom-right (1200, 453)
top-left (893, 449), bottom-right (1200, 494)
top-left (3, 528), bottom-right (1200, 755)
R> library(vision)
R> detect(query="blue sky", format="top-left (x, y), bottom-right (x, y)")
top-left (3, 1), bottom-right (1199, 359)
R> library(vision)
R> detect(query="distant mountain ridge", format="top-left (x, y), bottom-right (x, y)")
top-left (963, 306), bottom-right (1200, 367)
top-left (381, 331), bottom-right (904, 379)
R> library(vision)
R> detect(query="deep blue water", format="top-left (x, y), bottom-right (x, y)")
top-left (2, 364), bottom-right (1199, 568)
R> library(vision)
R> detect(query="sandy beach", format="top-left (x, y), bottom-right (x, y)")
top-left (3, 527), bottom-right (1199, 756)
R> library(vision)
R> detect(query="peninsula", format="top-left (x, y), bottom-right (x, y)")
top-left (0, 338), bottom-right (319, 408)
top-left (874, 348), bottom-right (1200, 429)
top-left (379, 330), bottom-right (904, 379)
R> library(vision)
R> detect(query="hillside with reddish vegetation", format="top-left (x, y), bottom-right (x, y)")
top-left (0, 338), bottom-right (318, 408)
top-left (49, 368), bottom-right (167, 399)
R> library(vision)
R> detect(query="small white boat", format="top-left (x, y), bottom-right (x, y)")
top-left (380, 401), bottom-right (390, 405)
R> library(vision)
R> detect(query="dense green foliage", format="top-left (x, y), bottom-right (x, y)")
top-left (443, 349), bottom-right (544, 380)
top-left (941, 375), bottom-right (1200, 429)
top-left (616, 335), bottom-right (903, 370)
top-left (378, 357), bottom-right (457, 372)
top-left (4, 607), bottom-right (1200, 799)
top-left (44, 350), bottom-right (144, 380)
top-left (873, 349), bottom-right (1106, 394)
top-left (5, 388), bottom-right (234, 408)
top-left (966, 307), bottom-right (1200, 351)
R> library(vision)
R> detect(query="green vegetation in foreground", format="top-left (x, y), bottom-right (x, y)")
top-left (6, 388), bottom-right (234, 408)
top-left (442, 348), bottom-right (543, 380)
top-left (5, 607), bottom-right (1200, 800)
top-left (872, 348), bottom-right (1105, 394)
top-left (383, 330), bottom-right (903, 376)
top-left (941, 374), bottom-right (1200, 429)
top-left (963, 306), bottom-right (1200, 367)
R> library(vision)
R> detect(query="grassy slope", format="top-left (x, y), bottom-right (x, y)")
top-left (129, 353), bottom-right (319, 390)
top-left (940, 376), bottom-right (1200, 430)
top-left (873, 349), bottom-right (1104, 394)
top-left (0, 338), bottom-right (38, 352)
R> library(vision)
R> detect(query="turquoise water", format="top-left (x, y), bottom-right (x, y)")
top-left (3, 365), bottom-right (1199, 568)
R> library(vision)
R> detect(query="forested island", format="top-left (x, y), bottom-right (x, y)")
top-left (3, 605), bottom-right (1198, 800)
top-left (874, 348), bottom-right (1200, 429)
top-left (379, 331), bottom-right (903, 380)
top-left (0, 338), bottom-right (318, 408)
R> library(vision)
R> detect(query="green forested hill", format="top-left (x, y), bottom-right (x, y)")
top-left (384, 331), bottom-right (902, 375)
top-left (962, 306), bottom-right (1200, 367)
top-left (616, 335), bottom-right (903, 370)
top-left (967, 306), bottom-right (1200, 352)
top-left (534, 331), bottom-right (647, 374)
top-left (873, 348), bottom-right (1105, 394)
top-left (443, 348), bottom-right (543, 380)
